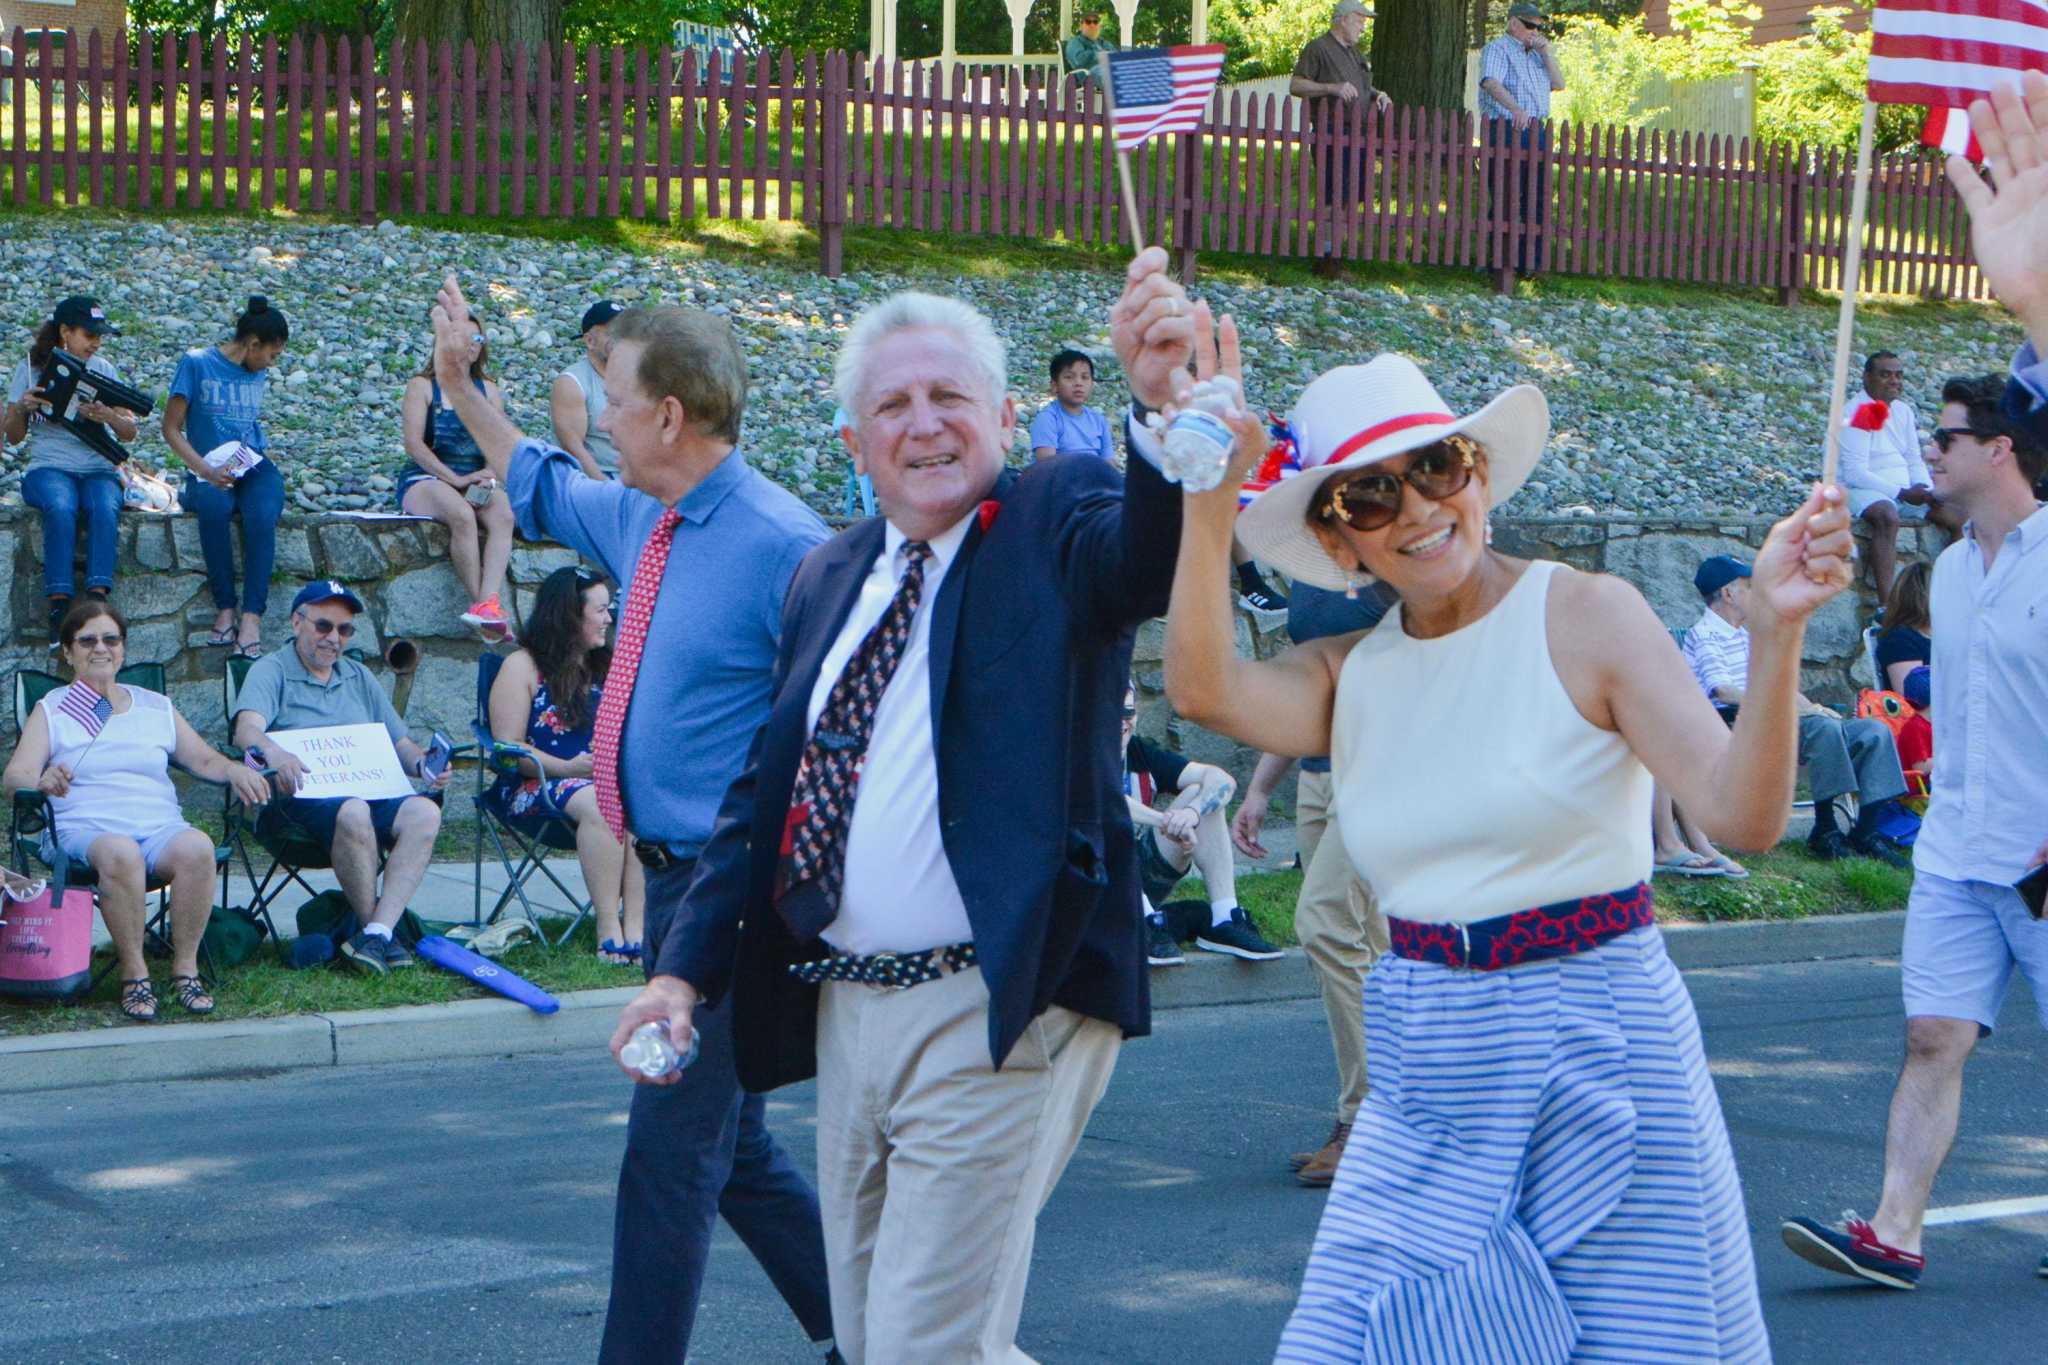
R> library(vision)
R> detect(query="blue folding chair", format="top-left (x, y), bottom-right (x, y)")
top-left (470, 651), bottom-right (595, 947)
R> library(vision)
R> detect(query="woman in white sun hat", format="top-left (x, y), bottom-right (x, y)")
top-left (1164, 317), bottom-right (1854, 1363)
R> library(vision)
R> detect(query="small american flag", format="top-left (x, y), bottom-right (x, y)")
top-left (1106, 45), bottom-right (1226, 151)
top-left (56, 682), bottom-right (112, 738)
top-left (1866, 0), bottom-right (2048, 159)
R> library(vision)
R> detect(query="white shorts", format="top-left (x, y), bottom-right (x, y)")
top-left (51, 823), bottom-right (200, 880)
top-left (1900, 870), bottom-right (2048, 1033)
top-left (1848, 486), bottom-right (1929, 520)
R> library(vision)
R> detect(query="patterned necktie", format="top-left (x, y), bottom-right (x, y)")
top-left (774, 540), bottom-right (933, 938)
top-left (592, 507), bottom-right (683, 844)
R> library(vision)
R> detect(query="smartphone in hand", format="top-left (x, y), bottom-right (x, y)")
top-left (421, 731), bottom-right (455, 782)
top-left (2016, 863), bottom-right (2048, 920)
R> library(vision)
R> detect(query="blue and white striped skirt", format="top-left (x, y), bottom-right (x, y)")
top-left (1276, 925), bottom-right (1769, 1364)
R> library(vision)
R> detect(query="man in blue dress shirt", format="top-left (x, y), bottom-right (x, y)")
top-left (425, 278), bottom-right (840, 1363)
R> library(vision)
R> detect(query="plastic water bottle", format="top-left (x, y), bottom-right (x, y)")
top-left (620, 1020), bottom-right (699, 1079)
top-left (1158, 375), bottom-right (1244, 493)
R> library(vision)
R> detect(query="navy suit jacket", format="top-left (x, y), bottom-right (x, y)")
top-left (652, 448), bottom-right (1183, 1093)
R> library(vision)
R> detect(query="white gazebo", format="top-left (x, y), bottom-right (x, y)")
top-left (866, 0), bottom-right (1208, 70)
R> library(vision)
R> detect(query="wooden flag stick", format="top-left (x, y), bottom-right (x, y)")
top-left (1097, 52), bottom-right (1146, 250)
top-left (1820, 100), bottom-right (1880, 490)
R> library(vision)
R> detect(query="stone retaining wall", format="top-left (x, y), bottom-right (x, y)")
top-left (3, 507), bottom-right (1912, 824)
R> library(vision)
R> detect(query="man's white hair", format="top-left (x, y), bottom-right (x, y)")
top-left (834, 291), bottom-right (1008, 417)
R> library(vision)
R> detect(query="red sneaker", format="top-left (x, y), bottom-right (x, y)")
top-left (1781, 1211), bottom-right (1924, 1290)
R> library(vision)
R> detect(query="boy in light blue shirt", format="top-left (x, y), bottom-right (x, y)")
top-left (1028, 349), bottom-right (1115, 462)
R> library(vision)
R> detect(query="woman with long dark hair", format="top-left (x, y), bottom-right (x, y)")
top-left (1875, 559), bottom-right (1932, 693)
top-left (162, 295), bottom-right (290, 659)
top-left (397, 304), bottom-right (514, 637)
top-left (485, 566), bottom-right (641, 963)
top-left (3, 296), bottom-right (139, 643)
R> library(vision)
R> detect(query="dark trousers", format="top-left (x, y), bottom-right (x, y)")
top-left (599, 858), bottom-right (835, 1364)
top-left (183, 457), bottom-right (285, 614)
top-left (1485, 121), bottom-right (1550, 273)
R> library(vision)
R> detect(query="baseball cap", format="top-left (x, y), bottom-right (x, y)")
top-left (577, 300), bottom-right (627, 338)
top-left (52, 296), bottom-right (119, 337)
top-left (1693, 555), bottom-right (1751, 600)
top-left (1507, 2), bottom-right (1549, 20)
top-left (291, 579), bottom-right (366, 614)
top-left (1332, 0), bottom-right (1374, 17)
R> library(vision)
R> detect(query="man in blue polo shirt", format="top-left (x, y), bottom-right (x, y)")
top-left (420, 275), bottom-right (839, 1365)
top-left (232, 580), bottom-right (450, 974)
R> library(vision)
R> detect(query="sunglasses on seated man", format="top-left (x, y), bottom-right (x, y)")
top-left (304, 617), bottom-right (357, 639)
top-left (1316, 436), bottom-right (1481, 532)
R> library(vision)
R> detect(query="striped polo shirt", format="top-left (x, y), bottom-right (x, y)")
top-left (1683, 606), bottom-right (1749, 700)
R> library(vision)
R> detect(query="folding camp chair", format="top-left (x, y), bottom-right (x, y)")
top-left (9, 663), bottom-right (235, 986)
top-left (470, 650), bottom-right (595, 947)
top-left (220, 651), bottom-right (457, 945)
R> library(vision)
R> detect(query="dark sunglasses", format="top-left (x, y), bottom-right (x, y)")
top-left (307, 618), bottom-right (357, 638)
top-left (70, 632), bottom-right (123, 648)
top-left (1931, 426), bottom-right (1995, 453)
top-left (1318, 437), bottom-right (1480, 531)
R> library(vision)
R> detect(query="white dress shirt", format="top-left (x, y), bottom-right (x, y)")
top-left (1838, 395), bottom-right (1931, 500)
top-left (1913, 504), bottom-right (2048, 884)
top-left (811, 511), bottom-right (976, 955)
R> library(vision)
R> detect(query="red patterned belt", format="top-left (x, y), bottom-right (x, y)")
top-left (1387, 883), bottom-right (1655, 971)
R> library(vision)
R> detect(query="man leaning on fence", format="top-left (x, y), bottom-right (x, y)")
top-left (1292, 0), bottom-right (1392, 279)
top-left (1478, 3), bottom-right (1565, 277)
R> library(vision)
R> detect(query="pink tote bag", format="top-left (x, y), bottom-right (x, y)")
top-left (0, 885), bottom-right (94, 1000)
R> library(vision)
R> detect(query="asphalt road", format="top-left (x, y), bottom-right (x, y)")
top-left (2, 954), bottom-right (2042, 1364)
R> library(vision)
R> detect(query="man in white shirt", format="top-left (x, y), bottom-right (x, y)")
top-left (1839, 351), bottom-right (1965, 597)
top-left (1776, 59), bottom-right (2048, 1298)
top-left (1683, 554), bottom-right (1909, 866)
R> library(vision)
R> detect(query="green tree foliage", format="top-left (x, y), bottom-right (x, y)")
top-left (1209, 0), bottom-right (1339, 80)
top-left (1549, 0), bottom-right (1923, 152)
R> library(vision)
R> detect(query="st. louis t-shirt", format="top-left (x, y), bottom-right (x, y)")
top-left (168, 345), bottom-right (269, 454)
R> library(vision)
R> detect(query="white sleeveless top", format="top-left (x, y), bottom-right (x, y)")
top-left (39, 684), bottom-right (184, 843)
top-left (1331, 560), bottom-right (1651, 926)
top-left (564, 357), bottom-right (619, 473)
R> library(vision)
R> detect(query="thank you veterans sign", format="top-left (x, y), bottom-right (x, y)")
top-left (265, 724), bottom-right (417, 800)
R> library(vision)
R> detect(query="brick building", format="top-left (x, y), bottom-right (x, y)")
top-left (1, 0), bottom-right (126, 46)
top-left (1643, 0), bottom-right (1866, 46)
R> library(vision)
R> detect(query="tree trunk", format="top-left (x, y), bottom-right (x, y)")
top-left (396, 0), bottom-right (563, 58)
top-left (1370, 0), bottom-right (1468, 111)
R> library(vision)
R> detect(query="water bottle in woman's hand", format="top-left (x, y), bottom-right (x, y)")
top-left (620, 1020), bottom-right (699, 1079)
top-left (1157, 375), bottom-right (1244, 493)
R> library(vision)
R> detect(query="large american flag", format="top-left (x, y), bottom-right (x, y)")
top-left (1106, 45), bottom-right (1226, 150)
top-left (55, 682), bottom-right (112, 738)
top-left (1866, 0), bottom-right (2048, 155)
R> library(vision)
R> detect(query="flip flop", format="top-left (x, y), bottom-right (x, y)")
top-left (205, 625), bottom-right (237, 646)
top-left (233, 640), bottom-right (266, 660)
top-left (1653, 853), bottom-right (1721, 877)
top-left (1711, 857), bottom-right (1750, 880)
top-left (598, 939), bottom-right (637, 966)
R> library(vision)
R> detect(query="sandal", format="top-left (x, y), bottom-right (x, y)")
top-left (598, 939), bottom-right (636, 966)
top-left (205, 625), bottom-right (237, 647)
top-left (168, 974), bottom-right (215, 1016)
top-left (621, 941), bottom-right (643, 963)
top-left (118, 977), bottom-right (158, 1022)
top-left (233, 640), bottom-right (266, 660)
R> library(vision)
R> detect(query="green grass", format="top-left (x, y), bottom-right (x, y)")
top-left (0, 913), bottom-right (640, 1038)
top-left (1185, 837), bottom-right (1914, 947)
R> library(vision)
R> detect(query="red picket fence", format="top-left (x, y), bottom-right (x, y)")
top-left (0, 28), bottom-right (1985, 298)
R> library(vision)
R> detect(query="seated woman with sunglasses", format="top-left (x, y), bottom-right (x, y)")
top-left (0, 602), bottom-right (272, 1020)
top-left (484, 566), bottom-right (643, 965)
top-left (1162, 319), bottom-right (1853, 1363)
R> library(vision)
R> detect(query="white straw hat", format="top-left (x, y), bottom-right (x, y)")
top-left (1234, 355), bottom-right (1549, 592)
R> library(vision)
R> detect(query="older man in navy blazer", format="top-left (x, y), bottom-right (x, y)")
top-left (610, 247), bottom-right (1200, 1363)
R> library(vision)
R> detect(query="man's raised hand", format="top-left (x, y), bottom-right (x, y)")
top-left (1111, 246), bottom-right (1197, 412)
top-left (1945, 72), bottom-right (2048, 344)
top-left (430, 274), bottom-right (481, 389)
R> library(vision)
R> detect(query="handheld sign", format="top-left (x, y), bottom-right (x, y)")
top-left (263, 723), bottom-right (417, 801)
top-left (415, 935), bottom-right (560, 1013)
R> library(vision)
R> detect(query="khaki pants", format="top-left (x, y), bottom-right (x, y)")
top-left (1294, 767), bottom-right (1389, 1124)
top-left (815, 965), bottom-right (1121, 1364)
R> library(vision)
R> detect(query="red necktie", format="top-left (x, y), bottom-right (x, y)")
top-left (773, 540), bottom-right (931, 938)
top-left (592, 508), bottom-right (683, 843)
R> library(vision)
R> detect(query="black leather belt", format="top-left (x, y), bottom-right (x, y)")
top-left (633, 840), bottom-right (690, 871)
top-left (789, 942), bottom-right (977, 991)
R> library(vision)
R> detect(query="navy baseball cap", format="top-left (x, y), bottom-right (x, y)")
top-left (52, 296), bottom-right (119, 336)
top-left (291, 579), bottom-right (365, 614)
top-left (1693, 555), bottom-right (1751, 600)
top-left (577, 300), bottom-right (627, 338)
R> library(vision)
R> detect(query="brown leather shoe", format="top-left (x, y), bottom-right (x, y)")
top-left (1292, 1122), bottom-right (1351, 1186)
top-left (1287, 1119), bottom-right (1347, 1170)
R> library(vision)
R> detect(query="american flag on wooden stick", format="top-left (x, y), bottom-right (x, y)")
top-left (55, 682), bottom-right (112, 739)
top-left (1105, 45), bottom-right (1227, 150)
top-left (1866, 0), bottom-right (2048, 158)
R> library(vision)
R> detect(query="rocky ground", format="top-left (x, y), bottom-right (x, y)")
top-left (0, 212), bottom-right (2028, 517)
